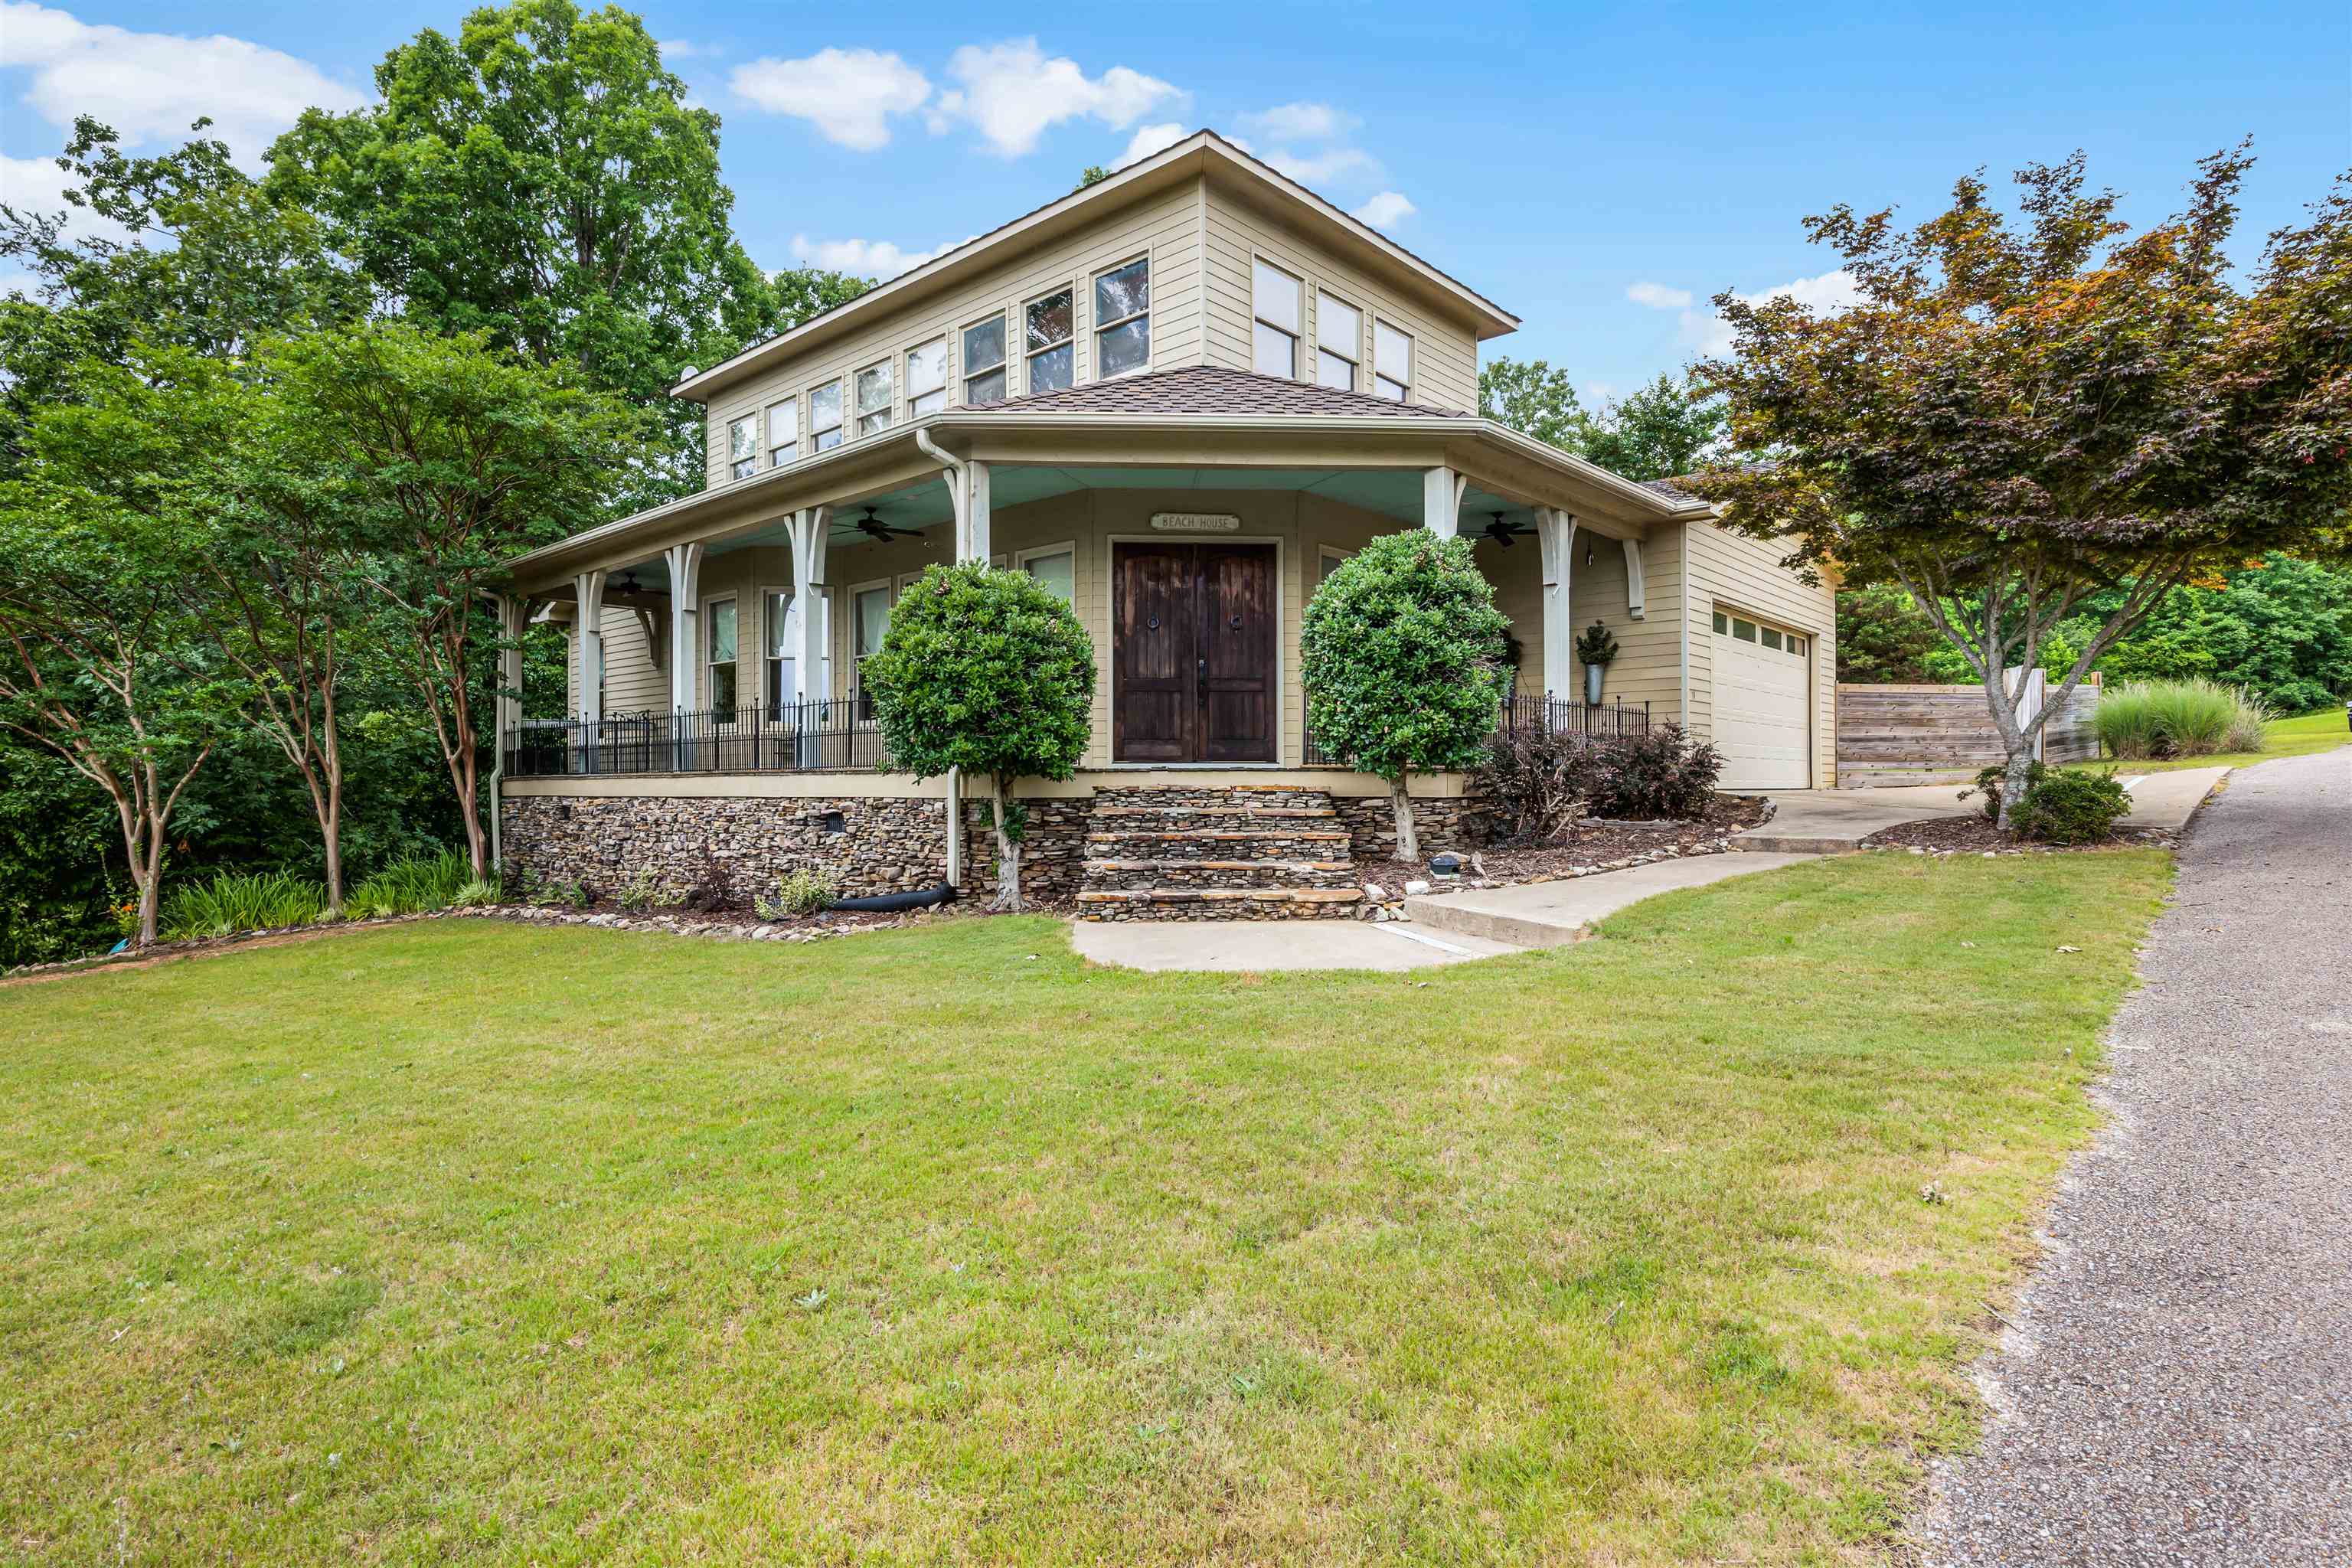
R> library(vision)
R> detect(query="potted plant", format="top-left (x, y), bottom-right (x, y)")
top-left (1576, 621), bottom-right (1618, 705)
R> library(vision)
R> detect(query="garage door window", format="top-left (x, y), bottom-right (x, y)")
top-left (1732, 617), bottom-right (1757, 642)
top-left (1761, 626), bottom-right (1782, 650)
top-left (1787, 635), bottom-right (1805, 656)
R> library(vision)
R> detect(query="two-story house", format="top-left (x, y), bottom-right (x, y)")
top-left (492, 130), bottom-right (1835, 916)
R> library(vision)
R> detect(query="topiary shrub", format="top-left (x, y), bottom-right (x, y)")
top-left (1302, 531), bottom-right (1511, 861)
top-left (2011, 769), bottom-right (2132, 844)
top-left (862, 561), bottom-right (1095, 910)
top-left (1581, 724), bottom-right (1723, 819)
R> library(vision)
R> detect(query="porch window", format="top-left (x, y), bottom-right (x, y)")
top-left (1253, 260), bottom-right (1301, 378)
top-left (1025, 287), bottom-right (1074, 394)
top-left (854, 360), bottom-right (894, 436)
top-left (962, 314), bottom-right (1008, 403)
top-left (766, 396), bottom-right (798, 466)
top-left (726, 416), bottom-right (757, 479)
top-left (1315, 292), bottom-right (1360, 390)
top-left (707, 596), bottom-right (738, 712)
top-left (764, 589), bottom-right (794, 711)
top-left (809, 380), bottom-right (844, 452)
top-left (1020, 545), bottom-right (1075, 603)
top-left (1374, 320), bottom-right (1412, 400)
top-left (906, 336), bottom-right (948, 416)
top-left (1093, 257), bottom-right (1150, 379)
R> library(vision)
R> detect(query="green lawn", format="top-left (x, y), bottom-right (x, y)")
top-left (2073, 705), bottom-right (2350, 773)
top-left (0, 854), bottom-right (2170, 1565)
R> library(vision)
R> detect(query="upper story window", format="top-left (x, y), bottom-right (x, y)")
top-left (766, 396), bottom-right (798, 466)
top-left (962, 314), bottom-right (1008, 404)
top-left (1025, 287), bottom-right (1074, 394)
top-left (809, 379), bottom-right (844, 451)
top-left (1315, 292), bottom-right (1361, 391)
top-left (906, 337), bottom-right (948, 417)
top-left (1374, 321), bottom-right (1412, 400)
top-left (727, 415), bottom-right (758, 479)
top-left (1253, 259), bottom-right (1302, 378)
top-left (854, 360), bottom-right (893, 436)
top-left (1093, 257), bottom-right (1150, 380)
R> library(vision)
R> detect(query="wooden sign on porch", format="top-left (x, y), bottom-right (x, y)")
top-left (1148, 511), bottom-right (1242, 532)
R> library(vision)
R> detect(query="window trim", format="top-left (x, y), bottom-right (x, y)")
top-left (904, 334), bottom-right (949, 419)
top-left (1372, 318), bottom-right (1413, 401)
top-left (764, 394), bottom-right (799, 469)
top-left (1021, 281), bottom-right (1077, 395)
top-left (725, 413), bottom-right (759, 480)
top-left (960, 309), bottom-right (1010, 406)
top-left (807, 377), bottom-right (845, 452)
top-left (1314, 288), bottom-right (1361, 392)
top-left (702, 592), bottom-right (740, 716)
top-left (853, 358), bottom-right (896, 439)
top-left (1252, 254), bottom-right (1303, 380)
top-left (1315, 544), bottom-right (1353, 588)
top-left (1089, 253), bottom-right (1151, 383)
top-left (759, 584), bottom-right (797, 712)
top-left (1014, 539), bottom-right (1079, 603)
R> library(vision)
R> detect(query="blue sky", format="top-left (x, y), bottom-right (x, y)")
top-left (4, 1), bottom-right (2347, 405)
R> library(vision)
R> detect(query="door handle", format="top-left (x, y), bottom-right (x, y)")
top-left (1197, 656), bottom-right (1208, 704)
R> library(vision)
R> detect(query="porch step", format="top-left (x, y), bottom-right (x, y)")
top-left (1075, 887), bottom-right (1366, 922)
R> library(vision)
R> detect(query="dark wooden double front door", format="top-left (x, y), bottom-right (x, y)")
top-left (1112, 541), bottom-right (1277, 763)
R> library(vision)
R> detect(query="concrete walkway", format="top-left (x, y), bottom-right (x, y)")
top-left (1069, 917), bottom-right (1524, 972)
top-left (1926, 746), bottom-right (2352, 1566)
top-left (1736, 765), bottom-right (2231, 853)
top-left (1403, 851), bottom-right (1818, 946)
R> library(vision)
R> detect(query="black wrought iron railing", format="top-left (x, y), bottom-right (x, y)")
top-left (1300, 692), bottom-right (1651, 768)
top-left (504, 697), bottom-right (889, 778)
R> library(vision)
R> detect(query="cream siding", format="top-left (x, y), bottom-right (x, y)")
top-left (1682, 518), bottom-right (1838, 789)
top-left (1199, 181), bottom-right (1482, 412)
top-left (564, 602), bottom-right (666, 716)
top-left (702, 184), bottom-right (1205, 491)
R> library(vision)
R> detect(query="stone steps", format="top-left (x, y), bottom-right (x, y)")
top-left (1076, 786), bottom-right (1361, 920)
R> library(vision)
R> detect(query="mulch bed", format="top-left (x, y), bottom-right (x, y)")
top-left (1860, 815), bottom-right (2178, 855)
top-left (1359, 793), bottom-right (1773, 902)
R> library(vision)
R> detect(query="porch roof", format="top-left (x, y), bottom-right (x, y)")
top-left (500, 384), bottom-right (1714, 593)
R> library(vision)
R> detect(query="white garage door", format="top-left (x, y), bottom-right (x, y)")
top-left (1711, 609), bottom-right (1812, 789)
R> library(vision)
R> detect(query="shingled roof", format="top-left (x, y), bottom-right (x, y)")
top-left (979, 364), bottom-right (1475, 420)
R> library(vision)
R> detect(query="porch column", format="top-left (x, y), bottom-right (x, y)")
top-left (786, 505), bottom-right (831, 702)
top-left (573, 568), bottom-right (607, 773)
top-left (662, 542), bottom-right (704, 713)
top-left (961, 459), bottom-right (991, 563)
top-left (494, 593), bottom-right (528, 763)
top-left (1422, 466), bottom-right (1466, 537)
top-left (1536, 509), bottom-right (1579, 703)
top-left (1622, 537), bottom-right (1646, 620)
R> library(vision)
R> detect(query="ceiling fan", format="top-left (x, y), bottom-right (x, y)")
top-left (1481, 511), bottom-right (1532, 548)
top-left (853, 505), bottom-right (923, 544)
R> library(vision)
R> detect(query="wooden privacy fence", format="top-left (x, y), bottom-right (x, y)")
top-left (1836, 671), bottom-right (2102, 789)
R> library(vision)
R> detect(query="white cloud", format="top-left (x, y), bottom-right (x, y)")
top-left (1351, 190), bottom-right (1414, 229)
top-left (730, 47), bottom-right (930, 152)
top-left (1625, 280), bottom-right (1693, 310)
top-left (789, 232), bottom-right (967, 279)
top-left (0, 1), bottom-right (365, 163)
top-left (1681, 269), bottom-right (1861, 355)
top-left (1240, 102), bottom-right (1354, 142)
top-left (1112, 121), bottom-right (1187, 170)
top-left (929, 38), bottom-right (1184, 158)
top-left (657, 39), bottom-right (717, 62)
top-left (1265, 145), bottom-right (1380, 186)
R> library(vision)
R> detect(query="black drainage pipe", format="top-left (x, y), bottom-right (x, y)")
top-left (827, 881), bottom-right (957, 914)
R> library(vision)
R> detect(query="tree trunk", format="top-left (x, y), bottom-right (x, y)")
top-left (1390, 776), bottom-right (1420, 862)
top-left (991, 792), bottom-right (1022, 912)
top-left (135, 828), bottom-right (162, 948)
top-left (321, 798), bottom-right (344, 916)
top-left (1981, 664), bottom-right (2035, 831)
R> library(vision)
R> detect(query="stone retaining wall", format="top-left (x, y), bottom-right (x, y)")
top-left (957, 796), bottom-right (1089, 900)
top-left (1332, 792), bottom-right (1484, 861)
top-left (499, 794), bottom-right (956, 904)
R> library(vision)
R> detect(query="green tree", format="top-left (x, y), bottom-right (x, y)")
top-left (272, 323), bottom-right (640, 877)
top-left (861, 563), bottom-right (1096, 911)
top-left (1078, 165), bottom-right (1112, 188)
top-left (1301, 531), bottom-right (1511, 861)
top-left (1697, 149), bottom-right (2352, 825)
top-left (1834, 583), bottom-right (1947, 683)
top-left (1579, 371), bottom-right (1726, 482)
top-left (266, 0), bottom-right (861, 509)
top-left (1478, 357), bottom-right (1590, 449)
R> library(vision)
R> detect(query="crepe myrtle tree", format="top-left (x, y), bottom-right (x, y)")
top-left (1692, 146), bottom-right (2352, 827)
top-left (1302, 530), bottom-right (1512, 861)
top-left (861, 562), bottom-right (1096, 912)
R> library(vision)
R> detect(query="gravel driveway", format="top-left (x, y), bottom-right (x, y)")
top-left (1926, 746), bottom-right (2352, 1565)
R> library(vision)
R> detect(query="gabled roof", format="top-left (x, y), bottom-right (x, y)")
top-left (671, 129), bottom-right (1519, 403)
top-left (984, 365), bottom-right (1475, 420)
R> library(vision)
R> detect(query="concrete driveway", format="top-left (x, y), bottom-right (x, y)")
top-left (1737, 767), bottom-right (2229, 852)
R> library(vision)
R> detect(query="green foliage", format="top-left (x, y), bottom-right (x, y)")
top-left (755, 870), bottom-right (837, 920)
top-left (1970, 761), bottom-right (2044, 820)
top-left (2095, 680), bottom-right (2272, 760)
top-left (2011, 769), bottom-right (2133, 845)
top-left (2079, 555), bottom-right (2352, 712)
top-left (264, 0), bottom-right (863, 508)
top-left (1302, 531), bottom-right (1511, 783)
top-left (1077, 165), bottom-right (1112, 188)
top-left (862, 563), bottom-right (1096, 788)
top-left (1479, 361), bottom-right (1726, 481)
top-left (159, 871), bottom-right (328, 939)
top-left (348, 848), bottom-right (474, 919)
top-left (1478, 358), bottom-right (1588, 449)
top-left (1574, 621), bottom-right (1619, 668)
top-left (1836, 584), bottom-right (1947, 683)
